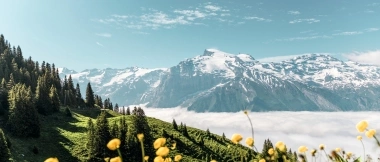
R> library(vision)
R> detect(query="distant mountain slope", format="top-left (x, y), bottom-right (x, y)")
top-left (59, 49), bottom-right (380, 112)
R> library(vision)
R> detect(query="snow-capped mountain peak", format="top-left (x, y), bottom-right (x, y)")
top-left (59, 49), bottom-right (380, 112)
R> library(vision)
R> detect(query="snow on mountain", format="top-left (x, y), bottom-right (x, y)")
top-left (59, 49), bottom-right (380, 112)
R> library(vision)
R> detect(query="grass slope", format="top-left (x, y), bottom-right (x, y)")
top-left (1, 107), bottom-right (255, 162)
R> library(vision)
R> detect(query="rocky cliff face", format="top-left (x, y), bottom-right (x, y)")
top-left (59, 49), bottom-right (380, 112)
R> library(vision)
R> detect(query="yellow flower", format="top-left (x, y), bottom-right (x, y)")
top-left (245, 137), bottom-right (254, 147)
top-left (319, 144), bottom-right (325, 150)
top-left (268, 148), bottom-right (274, 155)
top-left (44, 157), bottom-right (59, 162)
top-left (347, 152), bottom-right (353, 159)
top-left (210, 160), bottom-right (217, 162)
top-left (137, 133), bottom-right (144, 142)
top-left (356, 120), bottom-right (369, 133)
top-left (259, 159), bottom-right (266, 162)
top-left (335, 148), bottom-right (341, 153)
top-left (275, 141), bottom-right (286, 152)
top-left (174, 155), bottom-right (182, 161)
top-left (144, 156), bottom-right (149, 161)
top-left (154, 156), bottom-right (165, 162)
top-left (107, 138), bottom-right (121, 151)
top-left (156, 146), bottom-right (170, 157)
top-left (154, 138), bottom-right (167, 149)
top-left (231, 134), bottom-right (243, 144)
top-left (164, 157), bottom-right (172, 162)
top-left (171, 142), bottom-right (177, 149)
top-left (104, 157), bottom-right (110, 162)
top-left (244, 110), bottom-right (248, 115)
top-left (298, 146), bottom-right (308, 153)
top-left (110, 157), bottom-right (122, 162)
top-left (365, 129), bottom-right (376, 138)
top-left (357, 135), bottom-right (362, 140)
top-left (310, 149), bottom-right (317, 156)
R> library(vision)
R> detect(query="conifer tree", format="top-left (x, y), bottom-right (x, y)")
top-left (118, 116), bottom-right (128, 158)
top-left (35, 75), bottom-right (53, 115)
top-left (75, 83), bottom-right (84, 108)
top-left (0, 128), bottom-right (11, 162)
top-left (49, 84), bottom-right (60, 112)
top-left (88, 112), bottom-right (111, 161)
top-left (85, 82), bottom-right (95, 108)
top-left (129, 109), bottom-right (154, 162)
top-left (172, 119), bottom-right (178, 130)
top-left (126, 107), bottom-right (131, 115)
top-left (7, 83), bottom-right (40, 137)
top-left (114, 103), bottom-right (119, 112)
top-left (86, 118), bottom-right (95, 151)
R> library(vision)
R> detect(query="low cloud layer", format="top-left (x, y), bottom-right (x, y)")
top-left (127, 105), bottom-right (380, 160)
top-left (344, 50), bottom-right (380, 65)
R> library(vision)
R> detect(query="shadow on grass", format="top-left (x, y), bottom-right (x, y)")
top-left (7, 111), bottom-right (87, 162)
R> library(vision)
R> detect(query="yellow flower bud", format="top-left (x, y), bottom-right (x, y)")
top-left (110, 157), bottom-right (122, 162)
top-left (154, 138), bottom-right (167, 149)
top-left (231, 134), bottom-right (243, 144)
top-left (44, 157), bottom-right (59, 162)
top-left (107, 138), bottom-right (121, 151)
top-left (356, 120), bottom-right (368, 133)
top-left (156, 147), bottom-right (170, 157)
top-left (137, 133), bottom-right (144, 142)
top-left (245, 137), bottom-right (254, 147)
top-left (174, 155), bottom-right (182, 161)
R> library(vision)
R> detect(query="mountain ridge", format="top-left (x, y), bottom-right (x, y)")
top-left (59, 49), bottom-right (380, 112)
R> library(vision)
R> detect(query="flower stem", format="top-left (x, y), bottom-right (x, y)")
top-left (360, 140), bottom-right (365, 162)
top-left (323, 150), bottom-right (329, 162)
top-left (116, 148), bottom-right (123, 162)
top-left (140, 140), bottom-right (145, 162)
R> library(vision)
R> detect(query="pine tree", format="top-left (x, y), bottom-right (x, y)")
top-left (0, 128), bottom-right (11, 162)
top-left (49, 84), bottom-right (60, 112)
top-left (88, 112), bottom-right (111, 161)
top-left (86, 118), bottom-right (95, 151)
top-left (35, 75), bottom-right (53, 115)
top-left (114, 103), bottom-right (119, 112)
top-left (118, 116), bottom-right (128, 158)
top-left (129, 110), bottom-right (154, 162)
top-left (126, 107), bottom-right (131, 115)
top-left (75, 83), bottom-right (84, 108)
top-left (172, 119), bottom-right (178, 130)
top-left (85, 82), bottom-right (95, 108)
top-left (67, 75), bottom-right (76, 106)
top-left (7, 83), bottom-right (40, 137)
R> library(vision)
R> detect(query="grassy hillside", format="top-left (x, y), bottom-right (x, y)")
top-left (0, 107), bottom-right (257, 162)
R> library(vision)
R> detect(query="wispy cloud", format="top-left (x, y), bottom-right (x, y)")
top-left (365, 28), bottom-right (379, 32)
top-left (289, 18), bottom-right (320, 24)
top-left (332, 31), bottom-right (363, 36)
top-left (367, 2), bottom-right (380, 6)
top-left (244, 16), bottom-right (272, 22)
top-left (96, 42), bottom-right (104, 47)
top-left (96, 33), bottom-right (112, 38)
top-left (275, 35), bottom-right (332, 41)
top-left (343, 50), bottom-right (380, 65)
top-left (95, 3), bottom-right (232, 30)
top-left (133, 31), bottom-right (150, 35)
top-left (333, 28), bottom-right (378, 36)
top-left (288, 10), bottom-right (301, 15)
top-left (204, 5), bottom-right (221, 12)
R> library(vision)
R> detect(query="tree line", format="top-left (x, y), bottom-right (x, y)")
top-left (0, 34), bottom-right (117, 138)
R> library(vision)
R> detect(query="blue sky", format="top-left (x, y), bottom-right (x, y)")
top-left (1, 0), bottom-right (380, 71)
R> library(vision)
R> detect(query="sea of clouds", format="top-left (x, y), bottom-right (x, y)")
top-left (125, 105), bottom-right (380, 160)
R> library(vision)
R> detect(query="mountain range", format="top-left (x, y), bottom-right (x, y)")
top-left (59, 49), bottom-right (380, 112)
